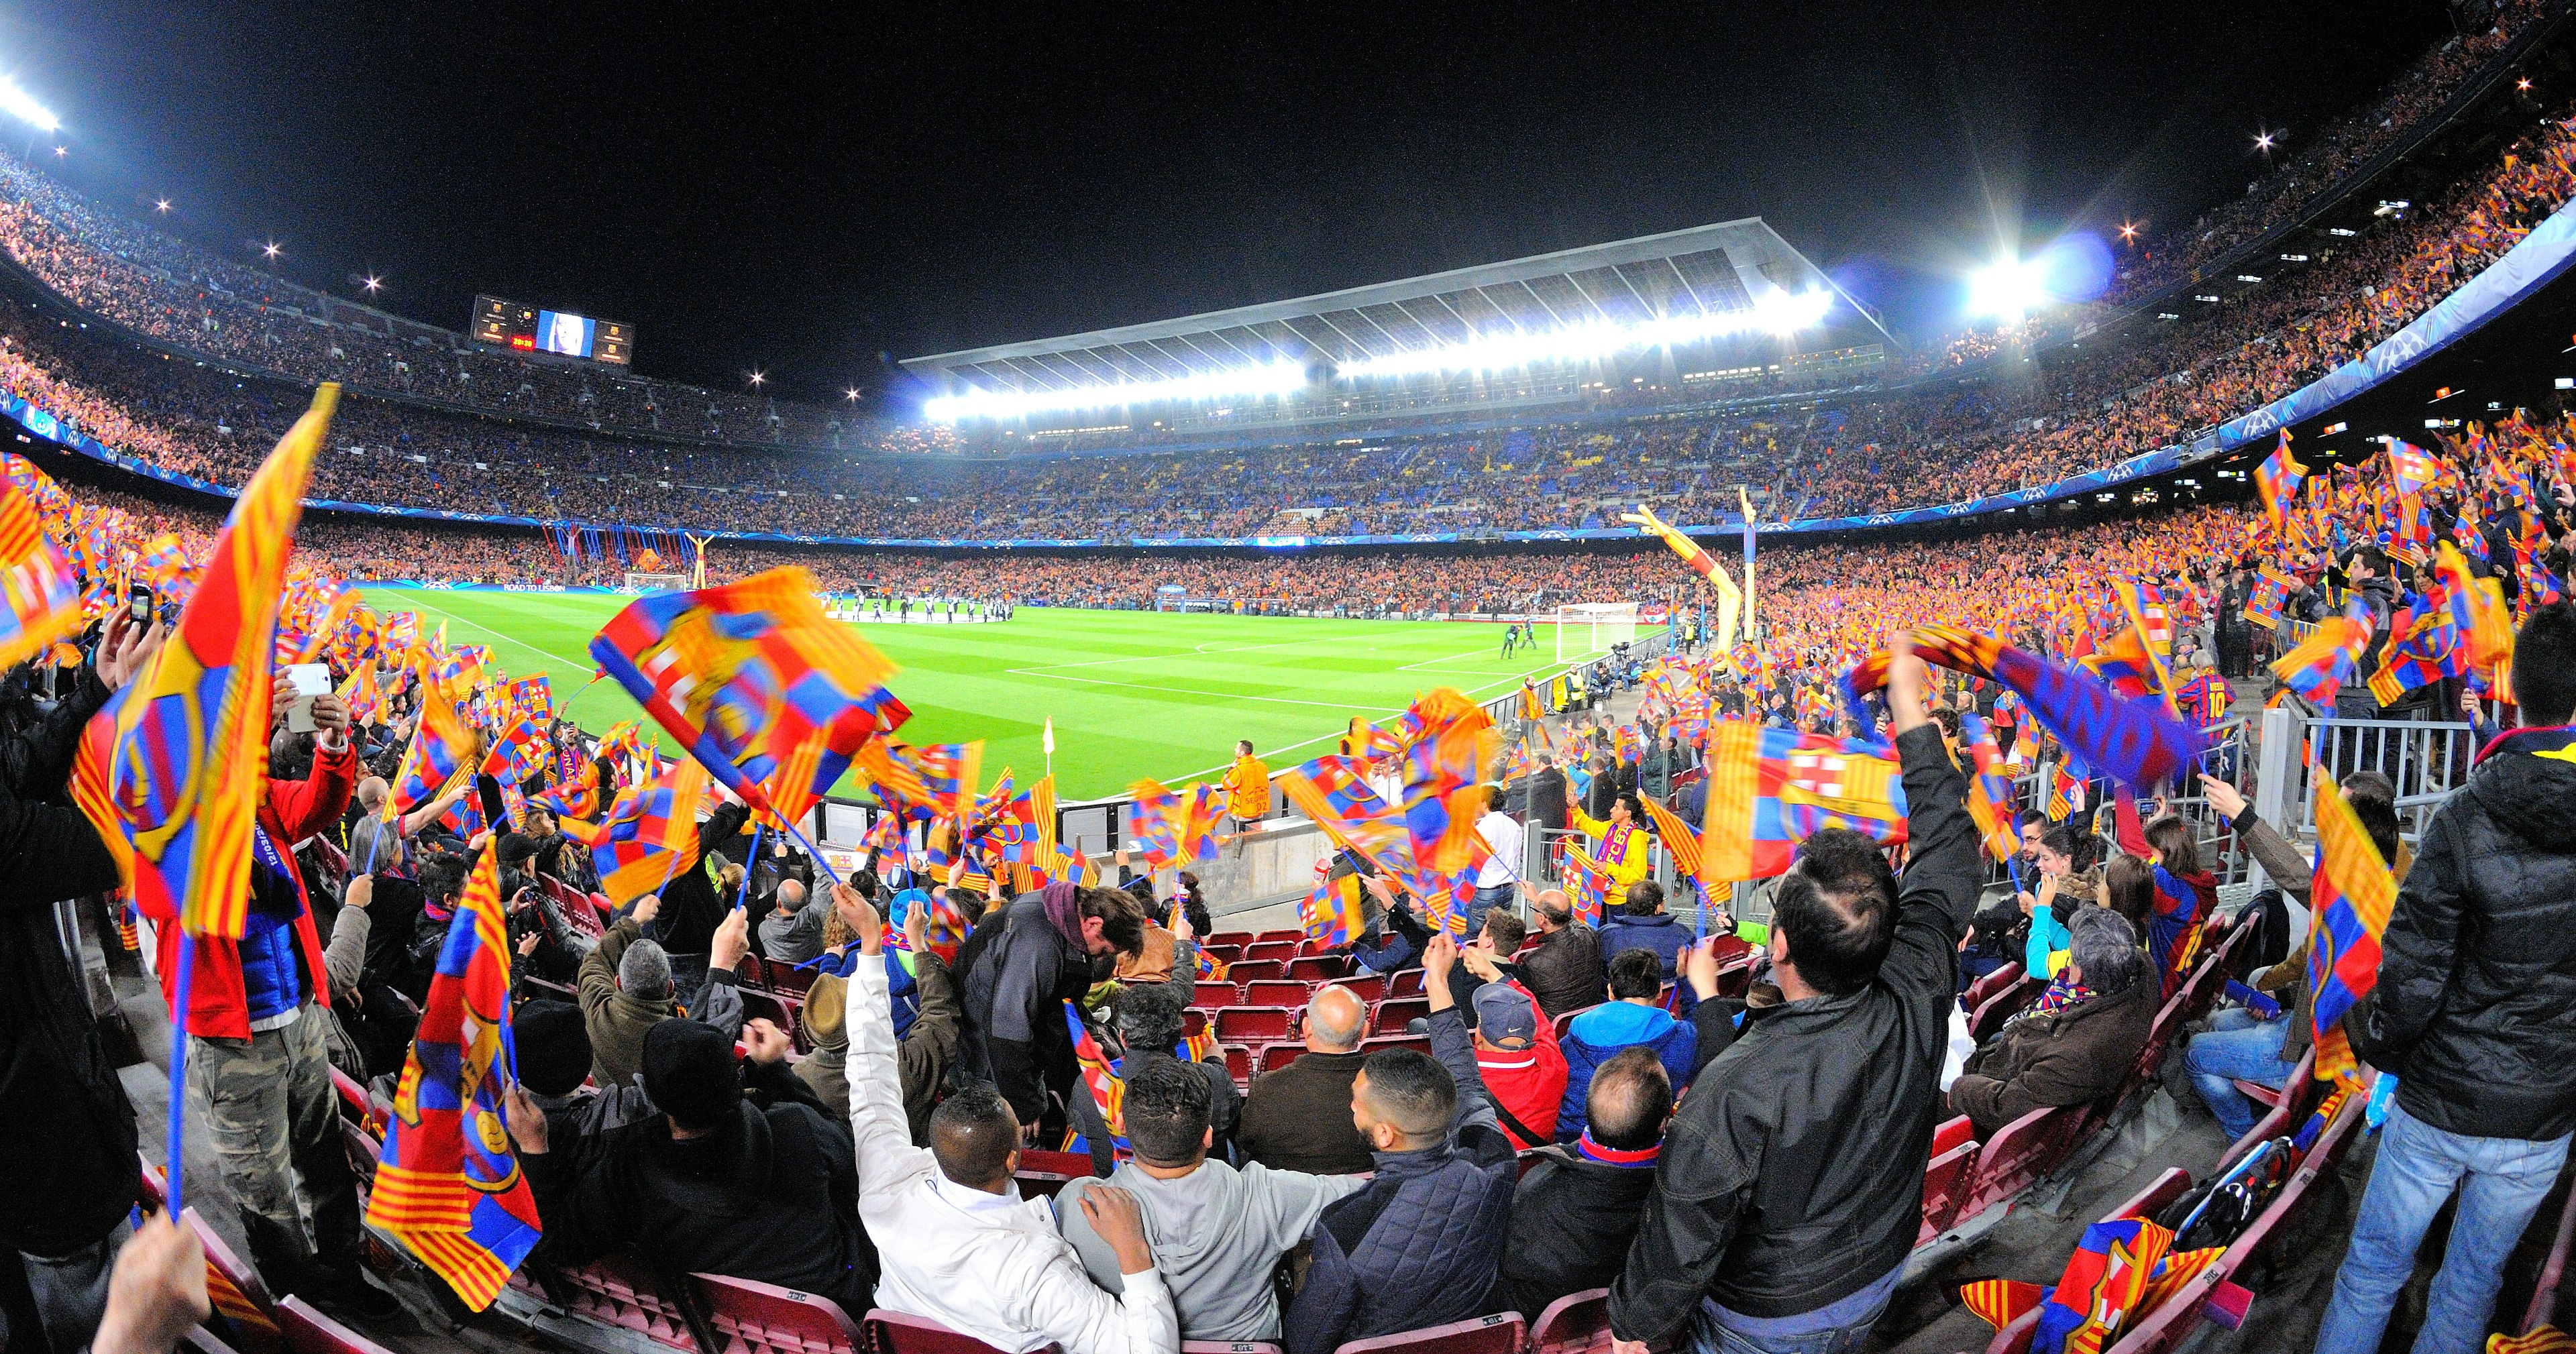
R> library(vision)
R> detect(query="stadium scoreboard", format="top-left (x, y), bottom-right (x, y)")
top-left (469, 294), bottom-right (634, 365)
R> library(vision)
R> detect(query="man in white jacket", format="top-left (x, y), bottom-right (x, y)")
top-left (1058, 1058), bottom-right (1364, 1341)
top-left (843, 889), bottom-right (1177, 1354)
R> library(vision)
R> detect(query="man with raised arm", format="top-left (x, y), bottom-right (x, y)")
top-left (1611, 634), bottom-right (1982, 1353)
top-left (843, 886), bottom-right (1177, 1354)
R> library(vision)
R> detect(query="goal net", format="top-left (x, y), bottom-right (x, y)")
top-left (624, 571), bottom-right (693, 593)
top-left (1554, 602), bottom-right (1640, 663)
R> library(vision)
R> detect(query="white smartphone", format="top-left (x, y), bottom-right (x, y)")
top-left (284, 663), bottom-right (331, 734)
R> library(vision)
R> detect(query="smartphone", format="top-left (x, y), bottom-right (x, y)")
top-left (284, 663), bottom-right (331, 734)
top-left (126, 583), bottom-right (154, 624)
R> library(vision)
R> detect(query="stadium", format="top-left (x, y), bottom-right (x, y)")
top-left (9, 3), bottom-right (2576, 1353)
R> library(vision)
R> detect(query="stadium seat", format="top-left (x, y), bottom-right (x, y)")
top-left (1255, 929), bottom-right (1305, 945)
top-left (1373, 997), bottom-right (1430, 1035)
top-left (1260, 1043), bottom-right (1305, 1076)
top-left (764, 957), bottom-right (819, 997)
top-left (1953, 1104), bottom-right (2087, 1227)
top-left (1224, 1043), bottom-right (1254, 1088)
top-left (737, 989), bottom-right (804, 1049)
top-left (2214, 1048), bottom-right (2322, 1171)
top-left (339, 1120), bottom-right (380, 1188)
top-left (864, 1308), bottom-right (1026, 1354)
top-left (185, 1329), bottom-right (248, 1354)
top-left (1215, 1007), bottom-right (1294, 1043)
top-left (2103, 1087), bottom-right (2369, 1354)
top-left (2518, 1166), bottom-right (2576, 1337)
top-left (328, 1068), bottom-right (373, 1127)
top-left (1193, 981), bottom-right (1243, 1011)
top-left (1970, 975), bottom-right (2043, 1041)
top-left (1016, 1148), bottom-right (1100, 1191)
top-left (1203, 943), bottom-right (1243, 965)
top-left (1332, 1310), bottom-right (1525, 1354)
top-left (1208, 932), bottom-right (1255, 950)
top-left (545, 1253), bottom-right (700, 1349)
top-left (1529, 1288), bottom-right (1612, 1354)
top-left (1358, 1034), bottom-right (1430, 1057)
top-left (1244, 979), bottom-right (1312, 1007)
top-left (1244, 940), bottom-right (1300, 963)
top-left (1548, 1005), bottom-right (1599, 1041)
top-left (1962, 960), bottom-right (2023, 1012)
top-left (1336, 974), bottom-right (1387, 1005)
top-left (1288, 955), bottom-right (1345, 982)
top-left (1183, 1007), bottom-right (1210, 1039)
top-left (1183, 1343), bottom-right (1283, 1354)
top-left (1978, 1169), bottom-right (2199, 1354)
top-left (1228, 960), bottom-right (1287, 982)
top-left (692, 1272), bottom-right (864, 1354)
top-left (181, 1208), bottom-right (286, 1354)
top-left (275, 1295), bottom-right (398, 1354)
top-left (1389, 968), bottom-right (1426, 998)
top-left (1918, 1133), bottom-right (1980, 1246)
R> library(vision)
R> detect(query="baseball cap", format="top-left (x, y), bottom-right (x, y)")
top-left (1473, 982), bottom-right (1539, 1048)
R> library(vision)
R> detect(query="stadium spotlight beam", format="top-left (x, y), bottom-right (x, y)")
top-left (1337, 291), bottom-right (1832, 381)
top-left (923, 359), bottom-right (1310, 423)
top-left (1966, 258), bottom-right (2049, 319)
top-left (0, 78), bottom-right (59, 133)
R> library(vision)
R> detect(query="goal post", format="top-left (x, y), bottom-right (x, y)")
top-left (1554, 602), bottom-right (1640, 663)
top-left (623, 571), bottom-right (692, 593)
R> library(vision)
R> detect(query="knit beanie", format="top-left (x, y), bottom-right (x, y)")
top-left (514, 1000), bottom-right (592, 1097)
top-left (641, 1019), bottom-right (740, 1129)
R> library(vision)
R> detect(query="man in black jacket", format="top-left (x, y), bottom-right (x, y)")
top-left (504, 1014), bottom-right (877, 1320)
top-left (643, 799), bottom-right (750, 1011)
top-left (1515, 888), bottom-right (1605, 1020)
top-left (1527, 756), bottom-right (1568, 838)
top-left (953, 880), bottom-right (1146, 1134)
top-left (1611, 636), bottom-right (1977, 1351)
top-left (2314, 604), bottom-right (2576, 1354)
top-left (0, 614), bottom-right (162, 1354)
top-left (1489, 1046), bottom-right (1672, 1319)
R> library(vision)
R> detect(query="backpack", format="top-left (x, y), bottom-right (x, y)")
top-left (2229, 889), bottom-right (2292, 982)
top-left (2153, 1139), bottom-right (2292, 1252)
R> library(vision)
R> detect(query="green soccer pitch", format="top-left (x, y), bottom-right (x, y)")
top-left (358, 587), bottom-right (1580, 802)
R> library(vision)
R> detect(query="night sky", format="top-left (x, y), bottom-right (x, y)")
top-left (0, 1), bottom-right (2460, 411)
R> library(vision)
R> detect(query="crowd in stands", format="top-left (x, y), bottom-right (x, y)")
top-left (0, 36), bottom-right (2565, 543)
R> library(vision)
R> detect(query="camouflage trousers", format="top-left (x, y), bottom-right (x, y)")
top-left (185, 1003), bottom-right (360, 1285)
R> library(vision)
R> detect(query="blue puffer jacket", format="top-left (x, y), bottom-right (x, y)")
top-left (238, 868), bottom-right (310, 1024)
top-left (1283, 1007), bottom-right (1517, 1354)
top-left (1597, 911), bottom-right (1690, 978)
top-left (1557, 1001), bottom-right (1697, 1141)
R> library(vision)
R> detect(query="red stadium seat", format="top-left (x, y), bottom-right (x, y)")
top-left (736, 989), bottom-right (805, 1050)
top-left (1208, 932), bottom-right (1256, 950)
top-left (1288, 955), bottom-right (1345, 982)
top-left (1372, 997), bottom-right (1430, 1035)
top-left (865, 1308), bottom-right (1031, 1354)
top-left (1931, 1113), bottom-right (1975, 1158)
top-left (692, 1272), bottom-right (864, 1354)
top-left (275, 1296), bottom-right (398, 1354)
top-left (1978, 1169), bottom-right (2198, 1354)
top-left (1224, 1043), bottom-right (1254, 1087)
top-left (1332, 1311), bottom-right (1525, 1354)
top-left (2215, 1049), bottom-right (2322, 1170)
top-left (185, 1329), bottom-right (248, 1354)
top-left (1970, 975), bottom-right (2043, 1041)
top-left (1358, 1034), bottom-right (1430, 1057)
top-left (1244, 941), bottom-right (1299, 965)
top-left (1185, 1343), bottom-right (1285, 1354)
top-left (1389, 968), bottom-right (1426, 997)
top-left (1529, 1288), bottom-right (1613, 1354)
top-left (1193, 982), bottom-right (1242, 1011)
top-left (1260, 1043), bottom-right (1305, 1076)
top-left (1256, 928), bottom-right (1306, 945)
top-left (1244, 979), bottom-right (1312, 1007)
top-left (1228, 960), bottom-right (1287, 982)
top-left (1962, 961), bottom-right (2024, 1012)
top-left (545, 1253), bottom-right (700, 1348)
top-left (1918, 1135), bottom-right (1980, 1246)
top-left (765, 957), bottom-right (819, 997)
top-left (328, 1068), bottom-right (372, 1126)
top-left (1548, 1004), bottom-right (1599, 1041)
top-left (1183, 1007), bottom-right (1210, 1039)
top-left (1203, 943), bottom-right (1244, 965)
top-left (1953, 1104), bottom-right (2086, 1227)
top-left (181, 1208), bottom-right (286, 1354)
top-left (1014, 1149), bottom-right (1097, 1200)
top-left (1215, 1007), bottom-right (1294, 1043)
top-left (1336, 974), bottom-right (1387, 1004)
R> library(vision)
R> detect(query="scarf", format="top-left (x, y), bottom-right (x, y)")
top-left (2033, 974), bottom-right (2094, 1016)
top-left (1040, 879), bottom-right (1085, 948)
top-left (1576, 1133), bottom-right (1661, 1168)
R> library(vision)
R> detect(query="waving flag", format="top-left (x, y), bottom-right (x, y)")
top-left (386, 647), bottom-right (484, 824)
top-left (335, 661), bottom-right (383, 729)
top-left (2271, 602), bottom-right (2373, 706)
top-left (72, 385), bottom-right (338, 942)
top-left (1300, 859), bottom-right (1366, 948)
top-left (590, 567), bottom-right (900, 829)
top-left (365, 843), bottom-right (543, 1309)
top-left (0, 476), bottom-right (85, 672)
top-left (2309, 768), bottom-right (2397, 1085)
top-left (1279, 753), bottom-right (1478, 936)
top-left (1957, 710), bottom-right (2020, 862)
top-left (592, 755), bottom-right (712, 904)
top-left (481, 716), bottom-right (547, 787)
top-left (2244, 567), bottom-right (2294, 631)
top-left (1124, 779), bottom-right (1226, 868)
top-left (2255, 431), bottom-right (2307, 534)
top-left (1640, 795), bottom-right (1703, 879)
top-left (1390, 687), bottom-right (1498, 874)
top-left (2365, 591), bottom-right (2467, 706)
top-left (537, 756), bottom-right (604, 846)
top-left (1558, 840), bottom-right (1612, 926)
top-left (2046, 760), bottom-right (2084, 822)
top-left (856, 738), bottom-right (983, 832)
top-left (2432, 542), bottom-right (2513, 677)
top-left (1697, 720), bottom-right (1908, 883)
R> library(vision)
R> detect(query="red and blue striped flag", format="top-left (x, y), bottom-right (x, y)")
top-left (592, 756), bottom-right (712, 904)
top-left (364, 842), bottom-right (543, 1308)
top-left (2270, 602), bottom-right (2373, 706)
top-left (590, 567), bottom-right (901, 831)
top-left (2255, 431), bottom-right (2306, 534)
top-left (1697, 719), bottom-right (1907, 883)
top-left (1279, 753), bottom-right (1476, 936)
top-left (2308, 767), bottom-right (2397, 1085)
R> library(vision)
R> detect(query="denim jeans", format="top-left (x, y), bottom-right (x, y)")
top-left (1464, 884), bottom-right (1515, 942)
top-left (2184, 1007), bottom-right (2293, 1143)
top-left (2313, 1100), bottom-right (2572, 1354)
top-left (1690, 1265), bottom-right (1898, 1354)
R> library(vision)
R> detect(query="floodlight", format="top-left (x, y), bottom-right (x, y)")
top-left (1966, 258), bottom-right (2049, 319)
top-left (0, 78), bottom-right (58, 133)
top-left (1338, 292), bottom-right (1830, 380)
top-left (923, 359), bottom-right (1310, 423)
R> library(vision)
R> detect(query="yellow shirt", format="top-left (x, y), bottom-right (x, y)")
top-left (1567, 807), bottom-right (1652, 889)
top-left (1224, 754), bottom-right (1270, 820)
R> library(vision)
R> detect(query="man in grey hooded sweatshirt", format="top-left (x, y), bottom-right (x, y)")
top-left (1056, 1058), bottom-right (1364, 1341)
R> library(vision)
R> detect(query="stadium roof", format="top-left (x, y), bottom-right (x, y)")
top-left (901, 217), bottom-right (1876, 404)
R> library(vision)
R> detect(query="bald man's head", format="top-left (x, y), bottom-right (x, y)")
top-left (356, 777), bottom-right (388, 811)
top-left (1534, 889), bottom-right (1572, 929)
top-left (1306, 986), bottom-right (1366, 1052)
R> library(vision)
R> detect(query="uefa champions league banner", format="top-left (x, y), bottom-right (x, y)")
top-left (12, 188), bottom-right (2576, 552)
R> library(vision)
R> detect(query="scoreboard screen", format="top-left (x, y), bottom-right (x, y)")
top-left (469, 294), bottom-right (634, 365)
